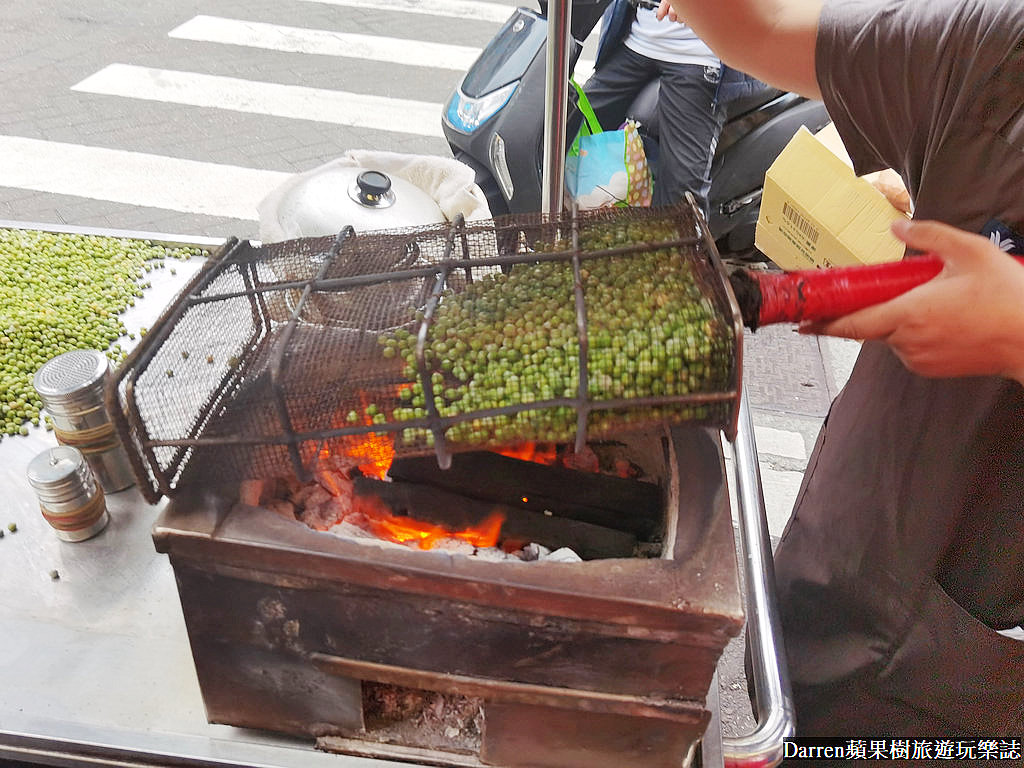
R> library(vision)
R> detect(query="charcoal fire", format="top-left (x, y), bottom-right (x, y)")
top-left (235, 438), bottom-right (664, 561)
top-left (235, 452), bottom-right (586, 561)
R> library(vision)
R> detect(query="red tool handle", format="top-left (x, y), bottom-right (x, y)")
top-left (755, 256), bottom-right (947, 327)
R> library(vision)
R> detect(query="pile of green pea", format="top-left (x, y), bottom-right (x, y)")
top-left (0, 228), bottom-right (203, 439)
top-left (371, 216), bottom-right (735, 450)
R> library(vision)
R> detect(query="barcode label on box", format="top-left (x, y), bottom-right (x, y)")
top-left (783, 201), bottom-right (820, 245)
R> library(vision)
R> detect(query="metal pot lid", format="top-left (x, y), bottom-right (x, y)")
top-left (272, 167), bottom-right (446, 237)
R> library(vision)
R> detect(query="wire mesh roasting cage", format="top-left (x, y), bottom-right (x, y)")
top-left (107, 200), bottom-right (744, 503)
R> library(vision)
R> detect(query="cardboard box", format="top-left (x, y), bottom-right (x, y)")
top-left (755, 125), bottom-right (909, 270)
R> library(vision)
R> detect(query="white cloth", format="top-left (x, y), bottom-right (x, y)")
top-left (623, 9), bottom-right (718, 67)
top-left (339, 150), bottom-right (491, 223)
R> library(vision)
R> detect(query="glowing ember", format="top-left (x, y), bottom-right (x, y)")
top-left (344, 432), bottom-right (395, 480)
top-left (373, 511), bottom-right (504, 550)
top-left (322, 400), bottom-right (396, 480)
top-left (496, 442), bottom-right (559, 465)
top-left (355, 494), bottom-right (505, 550)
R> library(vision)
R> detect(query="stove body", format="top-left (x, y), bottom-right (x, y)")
top-left (153, 425), bottom-right (743, 768)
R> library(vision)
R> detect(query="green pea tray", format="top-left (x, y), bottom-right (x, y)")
top-left (107, 202), bottom-right (743, 503)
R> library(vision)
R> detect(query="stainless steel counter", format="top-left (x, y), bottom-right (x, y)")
top-left (0, 224), bottom-right (412, 767)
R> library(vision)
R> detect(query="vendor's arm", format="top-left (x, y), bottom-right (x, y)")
top-left (659, 0), bottom-right (823, 97)
top-left (803, 220), bottom-right (1024, 384)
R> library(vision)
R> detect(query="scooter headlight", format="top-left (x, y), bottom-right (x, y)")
top-left (445, 82), bottom-right (518, 134)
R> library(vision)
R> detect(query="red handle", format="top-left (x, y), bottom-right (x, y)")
top-left (755, 256), bottom-right (946, 327)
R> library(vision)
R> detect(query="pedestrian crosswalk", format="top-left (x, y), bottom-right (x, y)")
top-left (1, 0), bottom-right (594, 226)
top-left (0, 135), bottom-right (291, 219)
top-left (72, 64), bottom-right (448, 138)
top-left (168, 16), bottom-right (486, 72)
top-left (295, 0), bottom-right (518, 24)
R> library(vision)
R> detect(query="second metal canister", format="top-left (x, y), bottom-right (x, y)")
top-left (27, 445), bottom-right (110, 542)
top-left (33, 349), bottom-right (135, 493)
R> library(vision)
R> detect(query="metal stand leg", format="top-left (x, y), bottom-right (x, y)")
top-left (722, 387), bottom-right (796, 767)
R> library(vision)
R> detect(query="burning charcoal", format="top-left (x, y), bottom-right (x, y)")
top-left (301, 495), bottom-right (351, 531)
top-left (562, 445), bottom-right (600, 473)
top-left (267, 475), bottom-right (302, 499)
top-left (388, 451), bottom-right (662, 540)
top-left (500, 536), bottom-right (530, 554)
top-left (315, 469), bottom-right (353, 500)
top-left (613, 458), bottom-right (639, 479)
top-left (238, 479), bottom-right (264, 507)
top-left (299, 485), bottom-right (333, 510)
top-left (317, 454), bottom-right (362, 478)
top-left (288, 482), bottom-right (320, 507)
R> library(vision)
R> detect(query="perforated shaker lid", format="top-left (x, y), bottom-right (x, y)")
top-left (27, 445), bottom-right (94, 504)
top-left (33, 349), bottom-right (110, 401)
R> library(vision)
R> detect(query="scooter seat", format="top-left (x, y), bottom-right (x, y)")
top-left (724, 85), bottom-right (785, 120)
top-left (625, 81), bottom-right (785, 138)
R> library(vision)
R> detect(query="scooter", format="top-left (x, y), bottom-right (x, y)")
top-left (442, 0), bottom-right (831, 257)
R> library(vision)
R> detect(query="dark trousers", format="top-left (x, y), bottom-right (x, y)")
top-left (582, 45), bottom-right (726, 211)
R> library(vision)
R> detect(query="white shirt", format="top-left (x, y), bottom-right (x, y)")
top-left (623, 8), bottom-right (719, 68)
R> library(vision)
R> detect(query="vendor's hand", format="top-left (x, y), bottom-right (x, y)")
top-left (866, 168), bottom-right (912, 214)
top-left (800, 219), bottom-right (1024, 383)
top-left (656, 0), bottom-right (680, 22)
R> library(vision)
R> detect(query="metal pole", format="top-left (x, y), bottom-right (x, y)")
top-left (541, 0), bottom-right (572, 217)
top-left (723, 387), bottom-right (796, 767)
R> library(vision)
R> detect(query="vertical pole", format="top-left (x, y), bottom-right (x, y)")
top-left (723, 387), bottom-right (796, 766)
top-left (541, 0), bottom-right (572, 217)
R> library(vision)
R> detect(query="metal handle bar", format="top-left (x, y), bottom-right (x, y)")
top-left (722, 387), bottom-right (796, 767)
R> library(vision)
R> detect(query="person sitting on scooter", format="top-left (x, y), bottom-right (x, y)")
top-left (580, 0), bottom-right (765, 212)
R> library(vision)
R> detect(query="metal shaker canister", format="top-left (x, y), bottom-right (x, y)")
top-left (33, 349), bottom-right (135, 493)
top-left (27, 445), bottom-right (110, 542)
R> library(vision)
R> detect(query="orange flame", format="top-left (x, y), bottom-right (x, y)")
top-left (496, 442), bottom-right (559, 465)
top-left (322, 392), bottom-right (397, 480)
top-left (346, 432), bottom-right (395, 480)
top-left (353, 493), bottom-right (504, 550)
top-left (317, 392), bottom-right (529, 550)
top-left (368, 510), bottom-right (505, 550)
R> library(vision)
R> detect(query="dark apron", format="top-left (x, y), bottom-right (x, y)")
top-left (773, 340), bottom-right (1024, 739)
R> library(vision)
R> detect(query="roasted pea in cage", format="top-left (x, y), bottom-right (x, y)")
top-left (108, 202), bottom-right (743, 503)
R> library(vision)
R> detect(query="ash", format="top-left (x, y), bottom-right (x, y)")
top-left (360, 681), bottom-right (484, 754)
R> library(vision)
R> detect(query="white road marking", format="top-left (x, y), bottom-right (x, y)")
top-left (0, 135), bottom-right (288, 220)
top-left (169, 15), bottom-right (594, 81)
top-left (169, 15), bottom-right (483, 71)
top-left (296, 0), bottom-right (518, 24)
top-left (72, 64), bottom-right (446, 139)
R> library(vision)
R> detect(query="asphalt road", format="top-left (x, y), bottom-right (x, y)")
top-left (0, 0), bottom-right (521, 237)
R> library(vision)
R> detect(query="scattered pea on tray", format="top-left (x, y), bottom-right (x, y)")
top-left (0, 229), bottom-right (203, 440)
